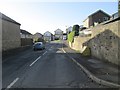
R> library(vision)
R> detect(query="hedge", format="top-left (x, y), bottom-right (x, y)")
top-left (67, 31), bottom-right (75, 43)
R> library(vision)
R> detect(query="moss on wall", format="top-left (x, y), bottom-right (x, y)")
top-left (81, 46), bottom-right (91, 56)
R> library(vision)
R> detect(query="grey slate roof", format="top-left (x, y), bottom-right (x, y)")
top-left (54, 28), bottom-right (63, 32)
top-left (21, 29), bottom-right (32, 35)
top-left (88, 10), bottom-right (110, 17)
top-left (44, 31), bottom-right (52, 34)
top-left (0, 12), bottom-right (21, 25)
top-left (34, 32), bottom-right (43, 36)
top-left (83, 10), bottom-right (111, 22)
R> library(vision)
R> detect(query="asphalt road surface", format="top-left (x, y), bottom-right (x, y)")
top-left (2, 41), bottom-right (108, 89)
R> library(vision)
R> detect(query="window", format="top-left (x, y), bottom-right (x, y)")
top-left (103, 17), bottom-right (108, 21)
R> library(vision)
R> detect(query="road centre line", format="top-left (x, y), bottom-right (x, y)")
top-left (5, 78), bottom-right (19, 90)
top-left (43, 51), bottom-right (47, 56)
top-left (6, 51), bottom-right (47, 89)
top-left (30, 56), bottom-right (41, 66)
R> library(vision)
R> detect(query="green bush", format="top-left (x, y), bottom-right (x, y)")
top-left (67, 31), bottom-right (75, 43)
top-left (72, 25), bottom-right (79, 36)
top-left (34, 38), bottom-right (45, 43)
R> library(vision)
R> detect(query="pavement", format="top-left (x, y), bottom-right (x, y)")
top-left (62, 40), bottom-right (120, 88)
top-left (2, 41), bottom-right (111, 89)
top-left (2, 45), bottom-right (32, 60)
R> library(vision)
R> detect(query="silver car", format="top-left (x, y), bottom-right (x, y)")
top-left (33, 42), bottom-right (45, 51)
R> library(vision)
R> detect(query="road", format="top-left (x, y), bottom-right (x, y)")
top-left (2, 41), bottom-right (108, 89)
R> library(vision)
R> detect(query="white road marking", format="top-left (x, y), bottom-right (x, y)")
top-left (56, 50), bottom-right (62, 53)
top-left (62, 48), bottom-right (66, 53)
top-left (43, 51), bottom-right (47, 55)
top-left (6, 78), bottom-right (19, 90)
top-left (30, 56), bottom-right (41, 66)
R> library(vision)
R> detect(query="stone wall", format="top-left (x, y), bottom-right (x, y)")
top-left (88, 20), bottom-right (119, 65)
top-left (2, 20), bottom-right (21, 51)
top-left (21, 38), bottom-right (33, 46)
top-left (70, 36), bottom-right (91, 51)
top-left (69, 19), bottom-right (120, 65)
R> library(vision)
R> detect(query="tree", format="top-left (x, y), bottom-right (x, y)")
top-left (72, 24), bottom-right (79, 36)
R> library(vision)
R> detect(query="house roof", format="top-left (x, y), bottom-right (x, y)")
top-left (66, 26), bottom-right (72, 31)
top-left (34, 32), bottom-right (43, 36)
top-left (83, 10), bottom-right (111, 22)
top-left (0, 12), bottom-right (21, 25)
top-left (44, 31), bottom-right (52, 34)
top-left (54, 28), bottom-right (63, 32)
top-left (21, 29), bottom-right (32, 35)
top-left (112, 12), bottom-right (118, 17)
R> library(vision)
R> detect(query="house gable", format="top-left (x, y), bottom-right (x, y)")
top-left (44, 31), bottom-right (52, 36)
top-left (54, 29), bottom-right (63, 35)
top-left (83, 10), bottom-right (111, 28)
top-left (21, 29), bottom-right (32, 35)
top-left (1, 12), bottom-right (21, 25)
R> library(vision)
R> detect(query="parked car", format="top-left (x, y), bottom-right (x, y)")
top-left (33, 42), bottom-right (45, 51)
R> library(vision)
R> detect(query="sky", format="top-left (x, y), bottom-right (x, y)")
top-left (0, 1), bottom-right (118, 34)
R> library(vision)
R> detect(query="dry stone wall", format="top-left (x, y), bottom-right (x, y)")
top-left (88, 20), bottom-right (119, 65)
top-left (70, 19), bottom-right (120, 65)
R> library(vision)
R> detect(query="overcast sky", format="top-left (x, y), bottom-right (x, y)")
top-left (0, 0), bottom-right (118, 34)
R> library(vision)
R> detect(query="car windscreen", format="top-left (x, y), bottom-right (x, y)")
top-left (35, 43), bottom-right (42, 46)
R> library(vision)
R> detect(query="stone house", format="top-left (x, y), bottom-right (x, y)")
top-left (1, 12), bottom-right (21, 51)
top-left (83, 10), bottom-right (111, 28)
top-left (43, 31), bottom-right (53, 41)
top-left (33, 32), bottom-right (43, 42)
top-left (54, 29), bottom-right (63, 40)
top-left (20, 29), bottom-right (33, 39)
top-left (20, 29), bottom-right (33, 46)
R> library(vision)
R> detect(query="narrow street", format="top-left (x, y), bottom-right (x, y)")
top-left (2, 41), bottom-right (108, 89)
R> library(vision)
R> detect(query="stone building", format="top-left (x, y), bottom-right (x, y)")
top-left (20, 29), bottom-right (33, 39)
top-left (83, 10), bottom-right (111, 28)
top-left (43, 31), bottom-right (53, 41)
top-left (1, 12), bottom-right (21, 51)
top-left (54, 29), bottom-right (63, 40)
top-left (20, 29), bottom-right (33, 46)
top-left (33, 32), bottom-right (43, 43)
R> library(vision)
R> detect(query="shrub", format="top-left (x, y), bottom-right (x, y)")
top-left (67, 31), bottom-right (75, 43)
top-left (72, 25), bottom-right (79, 36)
top-left (34, 38), bottom-right (44, 43)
